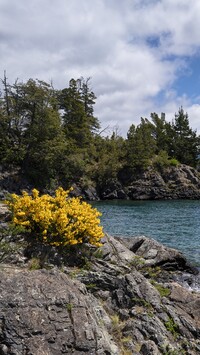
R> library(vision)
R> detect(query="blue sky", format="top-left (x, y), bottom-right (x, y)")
top-left (174, 56), bottom-right (200, 98)
top-left (0, 0), bottom-right (200, 136)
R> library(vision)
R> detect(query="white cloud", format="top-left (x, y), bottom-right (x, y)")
top-left (184, 104), bottom-right (200, 132)
top-left (0, 0), bottom-right (200, 135)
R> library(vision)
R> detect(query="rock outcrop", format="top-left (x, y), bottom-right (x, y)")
top-left (0, 267), bottom-right (119, 355)
top-left (101, 164), bottom-right (200, 200)
top-left (0, 217), bottom-right (200, 355)
top-left (1, 164), bottom-right (200, 201)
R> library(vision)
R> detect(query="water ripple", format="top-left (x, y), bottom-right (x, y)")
top-left (93, 199), bottom-right (200, 267)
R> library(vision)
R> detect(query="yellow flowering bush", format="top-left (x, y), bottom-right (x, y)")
top-left (5, 187), bottom-right (104, 247)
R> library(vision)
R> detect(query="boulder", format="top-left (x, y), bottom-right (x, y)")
top-left (119, 235), bottom-right (198, 273)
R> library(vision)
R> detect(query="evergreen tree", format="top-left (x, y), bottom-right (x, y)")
top-left (150, 112), bottom-right (170, 153)
top-left (93, 132), bottom-right (126, 186)
top-left (59, 78), bottom-right (100, 148)
top-left (0, 76), bottom-right (68, 186)
top-left (79, 77), bottom-right (100, 132)
top-left (20, 79), bottom-right (67, 186)
top-left (0, 74), bottom-right (29, 166)
top-left (171, 107), bottom-right (199, 167)
top-left (126, 118), bottom-right (156, 171)
top-left (1, 74), bottom-right (200, 191)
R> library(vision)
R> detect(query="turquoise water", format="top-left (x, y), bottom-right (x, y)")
top-left (92, 200), bottom-right (200, 267)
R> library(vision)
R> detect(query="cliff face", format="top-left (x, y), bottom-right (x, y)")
top-left (101, 164), bottom-right (200, 200)
top-left (0, 225), bottom-right (200, 354)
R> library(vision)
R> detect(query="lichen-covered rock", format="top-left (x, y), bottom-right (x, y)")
top-left (0, 233), bottom-right (200, 354)
top-left (0, 267), bottom-right (119, 355)
top-left (77, 235), bottom-right (200, 354)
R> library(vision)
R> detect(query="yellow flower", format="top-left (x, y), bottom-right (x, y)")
top-left (5, 186), bottom-right (104, 247)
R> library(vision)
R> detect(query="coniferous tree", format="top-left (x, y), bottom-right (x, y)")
top-left (150, 112), bottom-right (170, 153)
top-left (1, 74), bottom-right (200, 192)
top-left (58, 78), bottom-right (101, 185)
top-left (59, 78), bottom-right (100, 148)
top-left (18, 79), bottom-right (66, 186)
top-left (126, 118), bottom-right (156, 171)
top-left (0, 74), bottom-right (33, 166)
top-left (79, 77), bottom-right (100, 132)
top-left (93, 132), bottom-right (126, 186)
top-left (171, 107), bottom-right (199, 167)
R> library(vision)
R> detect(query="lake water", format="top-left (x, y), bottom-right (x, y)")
top-left (92, 200), bottom-right (200, 267)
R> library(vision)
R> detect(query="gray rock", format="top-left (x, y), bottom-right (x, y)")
top-left (0, 267), bottom-right (119, 354)
top-left (0, 232), bottom-right (200, 354)
top-left (119, 235), bottom-right (198, 273)
top-left (140, 340), bottom-right (160, 354)
top-left (70, 183), bottom-right (100, 201)
top-left (101, 164), bottom-right (200, 200)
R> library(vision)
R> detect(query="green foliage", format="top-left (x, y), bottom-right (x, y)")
top-left (95, 136), bottom-right (126, 186)
top-left (59, 77), bottom-right (100, 148)
top-left (152, 151), bottom-right (180, 171)
top-left (150, 112), bottom-right (170, 153)
top-left (20, 80), bottom-right (65, 186)
top-left (164, 316), bottom-right (179, 339)
top-left (169, 158), bottom-right (179, 167)
top-left (28, 257), bottom-right (41, 270)
top-left (170, 107), bottom-right (199, 167)
top-left (129, 255), bottom-right (145, 269)
top-left (131, 297), bottom-right (152, 309)
top-left (111, 314), bottom-right (125, 340)
top-left (0, 238), bottom-right (14, 262)
top-left (0, 75), bottom-right (101, 188)
top-left (66, 303), bottom-right (73, 311)
top-left (110, 314), bottom-right (132, 354)
top-left (126, 118), bottom-right (156, 172)
top-left (152, 150), bottom-right (170, 169)
top-left (162, 344), bottom-right (186, 355)
top-left (93, 248), bottom-right (104, 259)
top-left (142, 265), bottom-right (161, 278)
top-left (86, 283), bottom-right (97, 290)
top-left (0, 74), bottom-right (199, 190)
top-left (4, 221), bottom-right (27, 236)
top-left (150, 281), bottom-right (171, 297)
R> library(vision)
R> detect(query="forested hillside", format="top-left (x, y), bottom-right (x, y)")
top-left (0, 75), bottom-right (199, 191)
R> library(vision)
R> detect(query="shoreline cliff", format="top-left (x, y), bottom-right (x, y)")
top-left (0, 164), bottom-right (200, 202)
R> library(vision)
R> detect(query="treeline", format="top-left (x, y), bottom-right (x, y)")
top-left (0, 76), bottom-right (199, 190)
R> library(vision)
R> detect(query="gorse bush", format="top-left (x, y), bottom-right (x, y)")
top-left (6, 187), bottom-right (104, 247)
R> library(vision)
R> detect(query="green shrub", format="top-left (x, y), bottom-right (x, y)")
top-left (164, 316), bottom-right (179, 339)
top-left (152, 150), bottom-right (170, 170)
top-left (150, 281), bottom-right (171, 297)
top-left (152, 151), bottom-right (179, 170)
top-left (169, 158), bottom-right (179, 166)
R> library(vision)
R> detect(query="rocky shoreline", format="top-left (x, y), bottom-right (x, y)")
top-left (1, 163), bottom-right (200, 201)
top-left (98, 164), bottom-right (200, 201)
top-left (0, 206), bottom-right (200, 355)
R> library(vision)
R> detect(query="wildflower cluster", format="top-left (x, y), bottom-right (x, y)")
top-left (6, 187), bottom-right (104, 247)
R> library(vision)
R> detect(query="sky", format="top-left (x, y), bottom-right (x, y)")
top-left (1, 0), bottom-right (200, 137)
